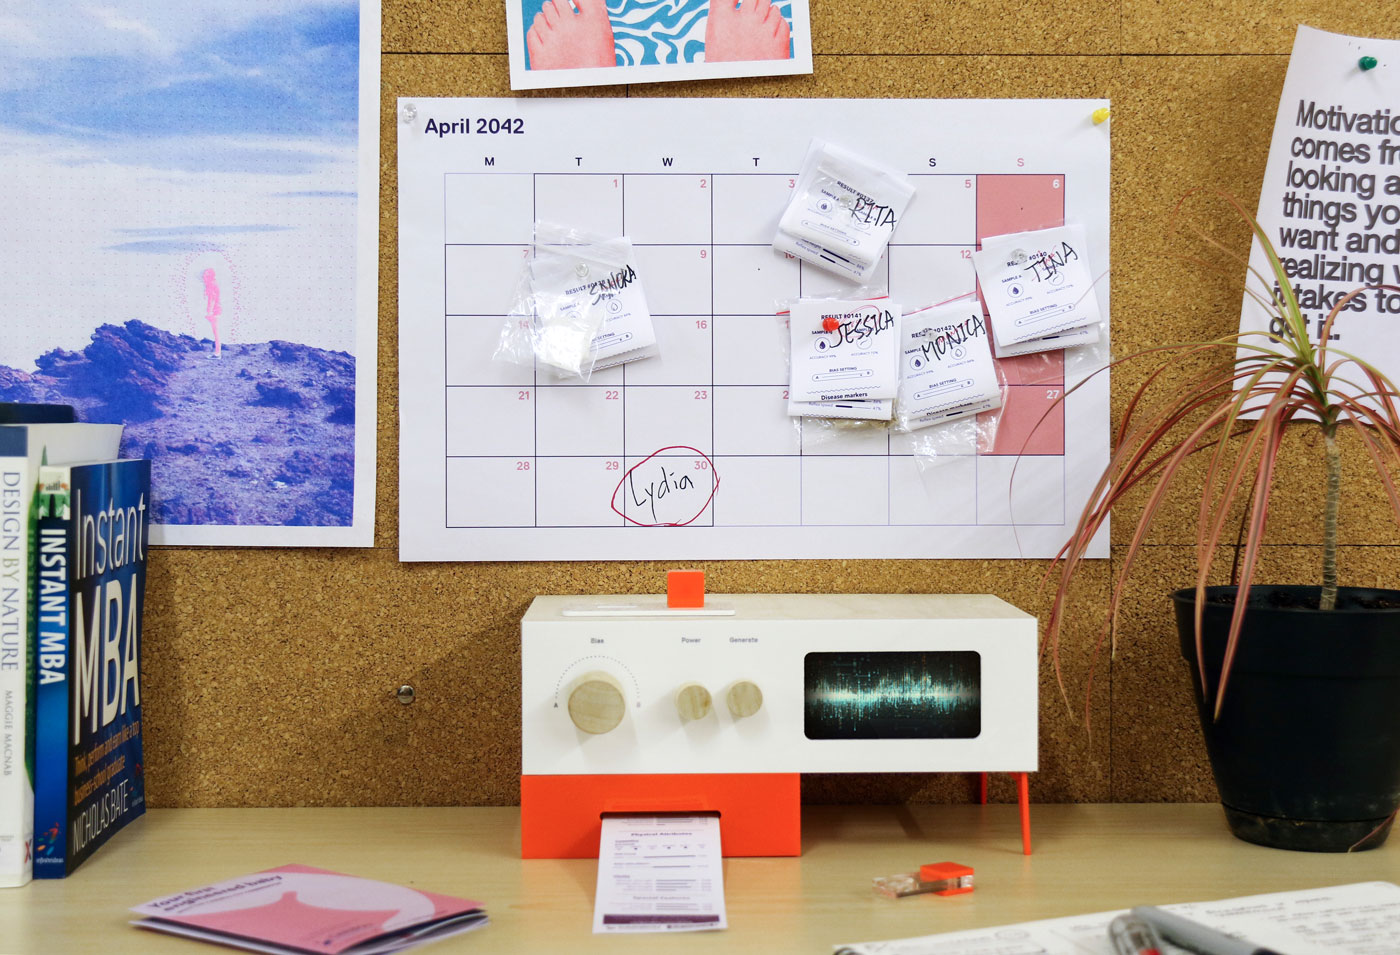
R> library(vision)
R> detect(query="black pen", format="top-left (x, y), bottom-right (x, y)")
top-left (1132, 905), bottom-right (1286, 955)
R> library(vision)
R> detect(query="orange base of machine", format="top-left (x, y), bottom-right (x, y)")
top-left (520, 773), bottom-right (802, 858)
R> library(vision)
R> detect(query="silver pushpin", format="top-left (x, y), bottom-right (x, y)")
top-left (574, 262), bottom-right (590, 277)
top-left (1010, 249), bottom-right (1028, 264)
top-left (400, 103), bottom-right (417, 124)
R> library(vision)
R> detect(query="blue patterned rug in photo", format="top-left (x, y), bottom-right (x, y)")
top-left (521, 0), bottom-right (793, 67)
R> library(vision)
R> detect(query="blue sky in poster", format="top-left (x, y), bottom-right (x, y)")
top-left (0, 1), bottom-right (362, 369)
top-left (2, 7), bottom-right (357, 146)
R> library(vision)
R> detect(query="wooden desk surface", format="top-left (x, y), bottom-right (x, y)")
top-left (3, 804), bottom-right (1397, 953)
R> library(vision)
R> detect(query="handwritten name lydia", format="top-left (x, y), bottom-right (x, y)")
top-left (626, 462), bottom-right (698, 524)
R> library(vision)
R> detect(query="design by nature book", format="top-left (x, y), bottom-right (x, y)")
top-left (131, 864), bottom-right (489, 955)
top-left (0, 419), bottom-right (122, 887)
top-left (32, 454), bottom-right (149, 878)
top-left (0, 427), bottom-right (31, 887)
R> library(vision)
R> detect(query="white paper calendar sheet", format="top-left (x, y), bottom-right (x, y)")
top-left (397, 98), bottom-right (1111, 562)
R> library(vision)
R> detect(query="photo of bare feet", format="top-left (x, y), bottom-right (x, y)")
top-left (512, 0), bottom-right (807, 86)
top-left (704, 0), bottom-right (792, 62)
top-left (526, 0), bottom-right (619, 70)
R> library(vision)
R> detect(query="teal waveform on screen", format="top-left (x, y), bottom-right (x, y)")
top-left (804, 651), bottom-right (981, 740)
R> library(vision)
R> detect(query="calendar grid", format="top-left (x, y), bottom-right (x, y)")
top-left (441, 171), bottom-right (1069, 532)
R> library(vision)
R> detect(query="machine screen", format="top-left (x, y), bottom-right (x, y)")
top-left (803, 651), bottom-right (981, 740)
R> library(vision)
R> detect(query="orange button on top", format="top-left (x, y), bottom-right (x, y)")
top-left (667, 569), bottom-right (705, 608)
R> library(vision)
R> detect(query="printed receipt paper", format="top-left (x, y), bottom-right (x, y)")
top-left (594, 815), bottom-right (727, 933)
top-left (836, 881), bottom-right (1400, 955)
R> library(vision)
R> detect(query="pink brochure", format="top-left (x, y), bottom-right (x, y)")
top-left (130, 864), bottom-right (487, 955)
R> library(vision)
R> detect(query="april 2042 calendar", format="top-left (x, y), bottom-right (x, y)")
top-left (397, 98), bottom-right (1110, 561)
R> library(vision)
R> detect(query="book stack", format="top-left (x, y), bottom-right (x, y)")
top-left (0, 403), bottom-right (150, 885)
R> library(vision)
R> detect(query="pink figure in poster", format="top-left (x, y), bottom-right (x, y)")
top-left (202, 267), bottom-right (223, 357)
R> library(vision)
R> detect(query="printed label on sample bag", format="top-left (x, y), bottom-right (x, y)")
top-left (789, 300), bottom-right (902, 402)
top-left (897, 302), bottom-right (1001, 428)
top-left (972, 224), bottom-right (1102, 348)
top-left (772, 230), bottom-right (879, 282)
top-left (570, 259), bottom-right (656, 365)
top-left (775, 139), bottom-right (916, 282)
top-left (783, 171), bottom-right (897, 265)
top-left (787, 397), bottom-right (893, 420)
top-left (992, 320), bottom-right (1101, 358)
top-left (532, 244), bottom-right (656, 374)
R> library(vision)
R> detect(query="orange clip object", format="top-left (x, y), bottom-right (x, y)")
top-left (873, 861), bottom-right (974, 899)
top-left (667, 569), bottom-right (705, 608)
top-left (919, 862), bottom-right (975, 895)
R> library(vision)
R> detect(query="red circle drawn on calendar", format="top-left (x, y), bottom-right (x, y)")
top-left (610, 446), bottom-right (721, 527)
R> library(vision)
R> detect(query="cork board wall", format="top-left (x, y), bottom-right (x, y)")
top-left (139, 3), bottom-right (1400, 807)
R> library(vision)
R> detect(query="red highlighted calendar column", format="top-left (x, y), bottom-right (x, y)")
top-left (976, 173), bottom-right (1067, 459)
top-left (974, 174), bottom-right (1068, 526)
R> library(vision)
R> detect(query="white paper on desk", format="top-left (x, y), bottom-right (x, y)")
top-left (836, 881), bottom-right (1400, 955)
top-left (594, 814), bottom-right (727, 933)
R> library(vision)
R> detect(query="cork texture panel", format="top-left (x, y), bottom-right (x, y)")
top-left (142, 6), bottom-right (1400, 808)
top-left (383, 0), bottom-right (1121, 56)
top-left (141, 549), bottom-right (1114, 806)
top-left (1107, 56), bottom-right (1400, 550)
top-left (1123, 4), bottom-right (1400, 54)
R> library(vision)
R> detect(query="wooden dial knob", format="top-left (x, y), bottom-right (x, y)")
top-left (674, 683), bottom-right (712, 721)
top-left (567, 671), bottom-right (626, 735)
top-left (726, 680), bottom-right (763, 719)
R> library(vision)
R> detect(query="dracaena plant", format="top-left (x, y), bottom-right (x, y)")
top-left (1042, 190), bottom-right (1400, 721)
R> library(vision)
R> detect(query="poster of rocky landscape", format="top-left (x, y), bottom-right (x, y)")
top-left (0, 1), bottom-right (379, 546)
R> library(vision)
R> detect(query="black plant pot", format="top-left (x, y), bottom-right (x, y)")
top-left (1173, 585), bottom-right (1400, 852)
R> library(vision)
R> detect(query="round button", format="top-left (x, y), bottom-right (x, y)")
top-left (726, 680), bottom-right (763, 719)
top-left (567, 671), bottom-right (626, 735)
top-left (675, 683), bottom-right (712, 722)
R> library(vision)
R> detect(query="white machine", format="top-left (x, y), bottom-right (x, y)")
top-left (520, 592), bottom-right (1038, 857)
top-left (522, 593), bottom-right (1037, 775)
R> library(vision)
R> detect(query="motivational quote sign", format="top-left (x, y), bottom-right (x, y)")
top-left (1245, 26), bottom-right (1400, 387)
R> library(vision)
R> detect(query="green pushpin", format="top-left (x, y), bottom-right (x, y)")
top-left (1360, 55), bottom-right (1378, 71)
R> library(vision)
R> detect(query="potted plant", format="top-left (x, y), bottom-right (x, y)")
top-left (1043, 192), bottom-right (1400, 852)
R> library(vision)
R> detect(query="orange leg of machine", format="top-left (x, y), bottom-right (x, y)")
top-left (978, 771), bottom-right (1032, 855)
top-left (521, 773), bottom-right (802, 858)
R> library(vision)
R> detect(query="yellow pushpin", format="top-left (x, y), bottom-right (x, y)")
top-left (1092, 107), bottom-right (1111, 125)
